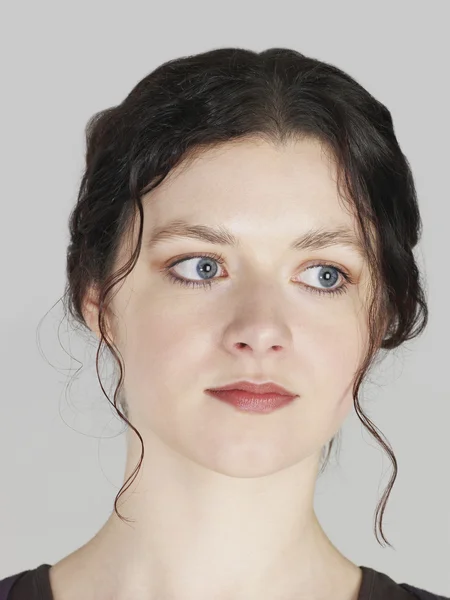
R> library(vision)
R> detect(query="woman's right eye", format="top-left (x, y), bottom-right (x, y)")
top-left (161, 253), bottom-right (227, 290)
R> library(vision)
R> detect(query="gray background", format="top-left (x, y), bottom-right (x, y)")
top-left (0, 0), bottom-right (448, 594)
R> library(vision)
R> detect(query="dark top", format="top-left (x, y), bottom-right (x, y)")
top-left (0, 563), bottom-right (449, 600)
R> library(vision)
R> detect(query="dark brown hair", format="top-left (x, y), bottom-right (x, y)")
top-left (62, 47), bottom-right (428, 549)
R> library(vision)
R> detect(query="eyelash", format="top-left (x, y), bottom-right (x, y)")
top-left (161, 251), bottom-right (354, 298)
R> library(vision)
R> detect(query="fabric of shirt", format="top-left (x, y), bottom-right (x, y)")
top-left (0, 563), bottom-right (449, 600)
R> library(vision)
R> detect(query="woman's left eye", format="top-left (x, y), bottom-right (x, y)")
top-left (161, 253), bottom-right (354, 298)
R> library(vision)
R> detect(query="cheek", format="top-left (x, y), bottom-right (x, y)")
top-left (119, 296), bottom-right (213, 402)
top-left (303, 308), bottom-right (367, 417)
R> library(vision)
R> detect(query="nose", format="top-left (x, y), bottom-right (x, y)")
top-left (224, 320), bottom-right (292, 357)
top-left (222, 280), bottom-right (293, 358)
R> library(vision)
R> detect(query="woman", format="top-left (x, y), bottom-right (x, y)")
top-left (1, 47), bottom-right (447, 600)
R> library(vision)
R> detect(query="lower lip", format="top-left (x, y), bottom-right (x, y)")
top-left (205, 390), bottom-right (296, 413)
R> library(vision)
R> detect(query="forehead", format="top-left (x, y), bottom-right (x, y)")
top-left (143, 137), bottom-right (350, 223)
top-left (112, 138), bottom-right (376, 274)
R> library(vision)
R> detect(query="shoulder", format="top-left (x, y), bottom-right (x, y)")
top-left (0, 571), bottom-right (26, 599)
top-left (0, 564), bottom-right (52, 599)
top-left (360, 566), bottom-right (449, 600)
top-left (399, 583), bottom-right (450, 600)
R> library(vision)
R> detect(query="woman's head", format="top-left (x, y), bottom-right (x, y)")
top-left (63, 47), bottom-right (428, 548)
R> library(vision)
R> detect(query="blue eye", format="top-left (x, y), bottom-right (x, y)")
top-left (161, 252), bottom-right (353, 298)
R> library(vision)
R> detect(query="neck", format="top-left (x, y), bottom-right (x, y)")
top-left (49, 431), bottom-right (362, 600)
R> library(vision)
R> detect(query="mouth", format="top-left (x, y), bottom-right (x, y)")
top-left (206, 380), bottom-right (297, 396)
top-left (205, 380), bottom-right (298, 414)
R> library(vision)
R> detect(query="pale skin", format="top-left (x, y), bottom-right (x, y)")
top-left (49, 137), bottom-right (375, 600)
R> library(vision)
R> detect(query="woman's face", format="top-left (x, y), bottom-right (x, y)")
top-left (87, 137), bottom-right (371, 476)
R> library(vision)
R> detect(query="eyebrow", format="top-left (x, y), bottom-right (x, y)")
top-left (145, 219), bottom-right (366, 259)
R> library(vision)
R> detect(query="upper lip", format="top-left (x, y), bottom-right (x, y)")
top-left (207, 380), bottom-right (297, 396)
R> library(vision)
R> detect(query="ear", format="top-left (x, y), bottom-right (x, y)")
top-left (379, 304), bottom-right (392, 344)
top-left (82, 285), bottom-right (111, 343)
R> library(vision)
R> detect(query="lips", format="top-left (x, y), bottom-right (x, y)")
top-left (206, 380), bottom-right (296, 396)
